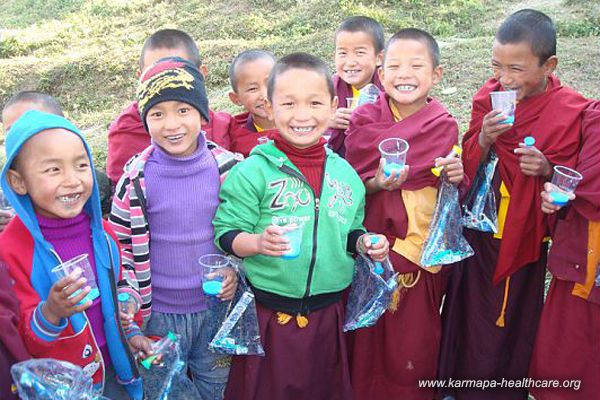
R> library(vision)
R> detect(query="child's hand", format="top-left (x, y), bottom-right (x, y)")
top-left (119, 310), bottom-right (134, 329)
top-left (129, 335), bottom-right (154, 360)
top-left (541, 182), bottom-right (575, 214)
top-left (435, 156), bottom-right (464, 184)
top-left (367, 158), bottom-right (409, 193)
top-left (217, 268), bottom-right (238, 301)
top-left (479, 110), bottom-right (512, 149)
top-left (257, 225), bottom-right (289, 256)
top-left (358, 234), bottom-right (389, 261)
top-left (330, 108), bottom-right (353, 130)
top-left (514, 143), bottom-right (552, 178)
top-left (43, 269), bottom-right (92, 325)
top-left (0, 209), bottom-right (13, 233)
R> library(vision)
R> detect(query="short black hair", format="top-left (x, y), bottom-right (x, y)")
top-left (335, 16), bottom-right (385, 54)
top-left (228, 49), bottom-right (276, 92)
top-left (2, 91), bottom-right (64, 121)
top-left (384, 28), bottom-right (440, 67)
top-left (139, 29), bottom-right (201, 70)
top-left (496, 9), bottom-right (556, 65)
top-left (267, 52), bottom-right (334, 101)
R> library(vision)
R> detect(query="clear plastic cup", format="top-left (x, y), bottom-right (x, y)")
top-left (490, 90), bottom-right (517, 124)
top-left (378, 138), bottom-right (409, 178)
top-left (51, 254), bottom-right (99, 305)
top-left (272, 216), bottom-right (304, 260)
top-left (199, 254), bottom-right (232, 296)
top-left (549, 165), bottom-right (583, 206)
top-left (346, 97), bottom-right (358, 110)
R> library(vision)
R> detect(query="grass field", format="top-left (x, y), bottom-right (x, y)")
top-left (0, 0), bottom-right (598, 168)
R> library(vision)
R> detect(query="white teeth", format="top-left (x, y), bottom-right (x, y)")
top-left (292, 126), bottom-right (313, 133)
top-left (59, 194), bottom-right (81, 204)
top-left (166, 134), bottom-right (183, 142)
top-left (396, 85), bottom-right (416, 91)
top-left (344, 70), bottom-right (360, 75)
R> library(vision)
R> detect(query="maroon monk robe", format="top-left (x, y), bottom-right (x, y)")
top-left (229, 112), bottom-right (278, 157)
top-left (529, 101), bottom-right (600, 400)
top-left (438, 76), bottom-right (591, 400)
top-left (462, 75), bottom-right (592, 284)
top-left (327, 71), bottom-right (383, 157)
top-left (106, 101), bottom-right (233, 183)
top-left (0, 260), bottom-right (30, 400)
top-left (345, 94), bottom-right (457, 400)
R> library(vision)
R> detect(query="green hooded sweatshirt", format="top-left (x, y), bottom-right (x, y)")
top-left (214, 143), bottom-right (366, 299)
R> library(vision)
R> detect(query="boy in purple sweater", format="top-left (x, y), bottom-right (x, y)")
top-left (109, 57), bottom-right (239, 399)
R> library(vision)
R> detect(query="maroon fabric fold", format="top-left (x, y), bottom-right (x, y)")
top-left (572, 100), bottom-right (600, 221)
top-left (345, 93), bottom-right (458, 273)
top-left (230, 112), bottom-right (278, 157)
top-left (461, 75), bottom-right (592, 284)
top-left (328, 72), bottom-right (383, 156)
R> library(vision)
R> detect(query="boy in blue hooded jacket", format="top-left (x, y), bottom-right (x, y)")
top-left (0, 110), bottom-right (149, 399)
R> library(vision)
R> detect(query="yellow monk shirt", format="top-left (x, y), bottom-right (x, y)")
top-left (387, 99), bottom-right (439, 268)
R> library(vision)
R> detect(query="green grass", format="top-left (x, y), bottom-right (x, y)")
top-left (0, 0), bottom-right (599, 169)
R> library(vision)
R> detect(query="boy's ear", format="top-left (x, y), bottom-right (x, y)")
top-left (543, 55), bottom-right (558, 76)
top-left (264, 98), bottom-right (274, 120)
top-left (228, 91), bottom-right (242, 107)
top-left (331, 95), bottom-right (339, 111)
top-left (432, 65), bottom-right (443, 85)
top-left (6, 169), bottom-right (27, 195)
top-left (200, 65), bottom-right (209, 78)
top-left (375, 51), bottom-right (383, 67)
top-left (378, 66), bottom-right (385, 82)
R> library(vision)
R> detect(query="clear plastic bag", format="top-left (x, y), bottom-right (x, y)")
top-left (139, 331), bottom-right (187, 400)
top-left (209, 261), bottom-right (265, 356)
top-left (462, 150), bottom-right (499, 233)
top-left (357, 83), bottom-right (380, 106)
top-left (10, 359), bottom-right (96, 400)
top-left (421, 176), bottom-right (475, 267)
top-left (343, 253), bottom-right (398, 332)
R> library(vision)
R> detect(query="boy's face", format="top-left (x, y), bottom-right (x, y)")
top-left (228, 58), bottom-right (275, 121)
top-left (491, 40), bottom-right (557, 101)
top-left (380, 39), bottom-right (442, 115)
top-left (145, 100), bottom-right (201, 157)
top-left (2, 102), bottom-right (44, 132)
top-left (334, 30), bottom-right (382, 90)
top-left (7, 129), bottom-right (93, 219)
top-left (266, 68), bottom-right (337, 149)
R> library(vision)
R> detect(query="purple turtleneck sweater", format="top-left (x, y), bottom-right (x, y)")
top-left (144, 135), bottom-right (221, 314)
top-left (38, 212), bottom-right (109, 366)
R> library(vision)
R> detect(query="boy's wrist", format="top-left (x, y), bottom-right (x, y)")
top-left (41, 301), bottom-right (62, 326)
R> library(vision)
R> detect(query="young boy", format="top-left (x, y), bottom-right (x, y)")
top-left (106, 28), bottom-right (233, 184)
top-left (438, 10), bottom-right (593, 399)
top-left (213, 52), bottom-right (390, 400)
top-left (109, 57), bottom-right (238, 399)
top-left (328, 15), bottom-right (385, 157)
top-left (0, 110), bottom-right (149, 399)
top-left (2, 91), bottom-right (113, 219)
top-left (528, 100), bottom-right (600, 400)
top-left (344, 28), bottom-right (463, 400)
top-left (228, 49), bottom-right (278, 157)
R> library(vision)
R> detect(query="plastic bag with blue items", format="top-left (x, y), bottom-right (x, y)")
top-left (210, 257), bottom-right (265, 356)
top-left (462, 150), bottom-right (499, 233)
top-left (343, 251), bottom-right (398, 332)
top-left (421, 175), bottom-right (475, 267)
top-left (11, 359), bottom-right (96, 400)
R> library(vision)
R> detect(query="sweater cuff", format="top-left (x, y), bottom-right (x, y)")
top-left (347, 229), bottom-right (366, 254)
top-left (32, 302), bottom-right (68, 342)
top-left (219, 230), bottom-right (244, 256)
top-left (124, 322), bottom-right (143, 339)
